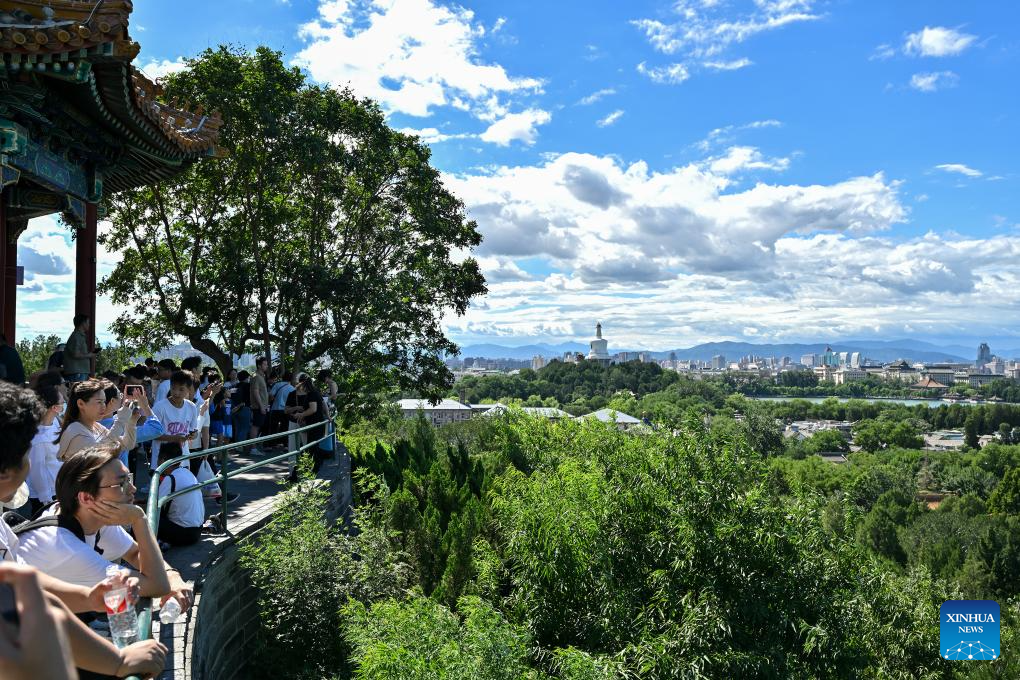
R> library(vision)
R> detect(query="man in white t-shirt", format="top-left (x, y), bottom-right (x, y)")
top-left (150, 371), bottom-right (200, 471)
top-left (0, 382), bottom-right (169, 678)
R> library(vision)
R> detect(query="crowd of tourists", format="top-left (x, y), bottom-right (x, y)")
top-left (0, 314), bottom-right (339, 678)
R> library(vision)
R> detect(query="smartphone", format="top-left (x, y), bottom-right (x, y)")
top-left (126, 384), bottom-right (143, 397)
top-left (0, 582), bottom-right (17, 626)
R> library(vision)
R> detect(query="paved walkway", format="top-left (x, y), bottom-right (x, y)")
top-left (140, 445), bottom-right (346, 680)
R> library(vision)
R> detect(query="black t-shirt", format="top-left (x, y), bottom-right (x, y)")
top-left (47, 350), bottom-right (64, 371)
top-left (287, 390), bottom-right (325, 424)
top-left (232, 381), bottom-right (251, 408)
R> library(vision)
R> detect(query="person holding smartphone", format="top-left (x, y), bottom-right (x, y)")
top-left (99, 382), bottom-right (164, 470)
top-left (149, 372), bottom-right (200, 488)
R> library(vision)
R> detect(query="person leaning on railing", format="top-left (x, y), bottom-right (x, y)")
top-left (0, 383), bottom-right (168, 679)
top-left (14, 445), bottom-right (194, 673)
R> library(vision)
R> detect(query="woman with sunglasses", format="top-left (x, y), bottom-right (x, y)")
top-left (55, 380), bottom-right (137, 463)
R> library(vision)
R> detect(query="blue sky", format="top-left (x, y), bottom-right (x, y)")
top-left (17, 0), bottom-right (1020, 352)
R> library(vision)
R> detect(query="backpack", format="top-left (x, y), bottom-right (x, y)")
top-left (159, 471), bottom-right (177, 521)
top-left (12, 510), bottom-right (105, 556)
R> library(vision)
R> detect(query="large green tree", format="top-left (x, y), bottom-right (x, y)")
top-left (101, 46), bottom-right (485, 413)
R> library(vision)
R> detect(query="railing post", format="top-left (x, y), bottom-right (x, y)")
top-left (219, 448), bottom-right (228, 532)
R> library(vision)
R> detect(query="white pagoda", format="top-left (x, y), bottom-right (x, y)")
top-left (587, 322), bottom-right (612, 366)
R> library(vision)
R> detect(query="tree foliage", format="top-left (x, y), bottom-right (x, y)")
top-left (101, 46), bottom-right (485, 415)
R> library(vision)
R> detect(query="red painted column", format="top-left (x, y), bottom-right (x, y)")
top-left (75, 203), bottom-right (98, 350)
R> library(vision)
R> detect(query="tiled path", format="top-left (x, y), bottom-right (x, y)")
top-left (137, 445), bottom-right (348, 679)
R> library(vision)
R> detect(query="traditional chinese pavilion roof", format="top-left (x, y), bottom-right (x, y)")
top-left (912, 377), bottom-right (948, 389)
top-left (0, 0), bottom-right (222, 212)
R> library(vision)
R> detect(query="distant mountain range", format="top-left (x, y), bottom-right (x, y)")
top-left (456, 339), bottom-right (1020, 364)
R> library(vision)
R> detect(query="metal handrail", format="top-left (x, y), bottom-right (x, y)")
top-left (128, 418), bottom-right (337, 679)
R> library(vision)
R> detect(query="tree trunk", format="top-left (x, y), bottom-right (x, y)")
top-left (293, 327), bottom-right (305, 375)
top-left (189, 336), bottom-right (233, 378)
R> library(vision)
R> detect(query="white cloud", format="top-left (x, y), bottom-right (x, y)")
top-left (703, 58), bottom-right (753, 71)
top-left (910, 71), bottom-right (958, 92)
top-left (596, 110), bottom-right (624, 127)
top-left (904, 26), bottom-right (977, 57)
top-left (632, 0), bottom-right (819, 60)
top-left (870, 43), bottom-right (896, 61)
top-left (294, 0), bottom-right (542, 120)
top-left (934, 163), bottom-right (982, 178)
top-left (445, 151), bottom-right (906, 294)
top-left (479, 108), bottom-right (551, 146)
top-left (697, 119), bottom-right (782, 151)
top-left (578, 88), bottom-right (616, 105)
top-left (706, 146), bottom-right (789, 174)
top-left (14, 217), bottom-right (124, 343)
top-left (397, 126), bottom-right (471, 144)
top-left (139, 57), bottom-right (188, 80)
top-left (637, 62), bottom-right (690, 85)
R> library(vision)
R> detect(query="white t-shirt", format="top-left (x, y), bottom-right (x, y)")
top-left (158, 467), bottom-right (204, 528)
top-left (15, 518), bottom-right (135, 587)
top-left (154, 379), bottom-right (171, 404)
top-left (0, 519), bottom-right (19, 562)
top-left (27, 421), bottom-right (62, 502)
top-left (150, 399), bottom-right (199, 469)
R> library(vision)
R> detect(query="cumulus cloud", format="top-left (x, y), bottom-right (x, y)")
top-left (904, 26), bottom-right (977, 57)
top-left (444, 151), bottom-right (907, 297)
top-left (596, 110), bottom-right (624, 127)
top-left (295, 0), bottom-right (542, 120)
top-left (479, 108), bottom-right (551, 146)
top-left (934, 163), bottom-right (982, 178)
top-left (705, 146), bottom-right (789, 174)
top-left (910, 71), bottom-right (958, 92)
top-left (397, 126), bottom-right (471, 144)
top-left (452, 227), bottom-right (1020, 350)
top-left (18, 241), bottom-right (71, 278)
top-left (139, 57), bottom-right (188, 80)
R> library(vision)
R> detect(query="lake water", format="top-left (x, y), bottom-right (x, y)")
top-left (752, 396), bottom-right (963, 408)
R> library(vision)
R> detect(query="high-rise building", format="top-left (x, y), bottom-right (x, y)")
top-left (532, 355), bottom-right (546, 370)
top-left (711, 354), bottom-right (726, 370)
top-left (977, 343), bottom-right (992, 367)
top-left (801, 354), bottom-right (817, 367)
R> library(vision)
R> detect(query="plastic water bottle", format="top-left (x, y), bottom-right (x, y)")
top-left (104, 565), bottom-right (139, 647)
top-left (159, 597), bottom-right (183, 625)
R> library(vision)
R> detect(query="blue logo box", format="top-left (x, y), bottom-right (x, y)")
top-left (940, 600), bottom-right (1000, 661)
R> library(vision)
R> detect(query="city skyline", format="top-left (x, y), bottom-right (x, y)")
top-left (11, 1), bottom-right (1020, 351)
